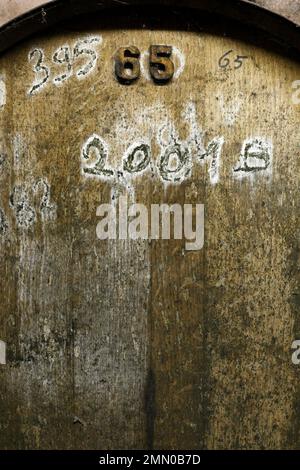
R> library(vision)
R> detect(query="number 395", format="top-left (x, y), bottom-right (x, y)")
top-left (115, 45), bottom-right (175, 85)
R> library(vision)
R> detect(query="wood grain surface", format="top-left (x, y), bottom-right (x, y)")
top-left (0, 14), bottom-right (300, 450)
top-left (1, 1), bottom-right (300, 27)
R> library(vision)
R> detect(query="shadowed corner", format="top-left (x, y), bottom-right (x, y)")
top-left (144, 368), bottom-right (156, 450)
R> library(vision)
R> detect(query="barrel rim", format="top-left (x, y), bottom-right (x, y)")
top-left (0, 0), bottom-right (300, 56)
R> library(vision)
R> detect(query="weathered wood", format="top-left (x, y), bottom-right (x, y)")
top-left (1, 0), bottom-right (300, 29)
top-left (1, 11), bottom-right (300, 450)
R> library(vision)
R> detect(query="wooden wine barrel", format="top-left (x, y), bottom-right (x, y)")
top-left (1, 0), bottom-right (300, 450)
